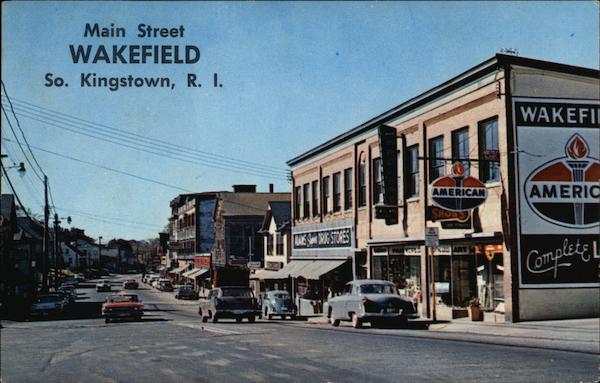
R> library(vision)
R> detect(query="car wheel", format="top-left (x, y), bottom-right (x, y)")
top-left (329, 310), bottom-right (340, 327)
top-left (248, 315), bottom-right (255, 323)
top-left (351, 313), bottom-right (362, 329)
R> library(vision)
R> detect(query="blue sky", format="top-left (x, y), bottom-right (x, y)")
top-left (1, 1), bottom-right (598, 240)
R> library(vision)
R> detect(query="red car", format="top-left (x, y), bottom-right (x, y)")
top-left (102, 294), bottom-right (143, 323)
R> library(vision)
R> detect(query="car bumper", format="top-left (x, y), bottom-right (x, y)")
top-left (30, 309), bottom-right (63, 316)
top-left (360, 310), bottom-right (419, 320)
top-left (215, 309), bottom-right (261, 318)
top-left (103, 311), bottom-right (143, 318)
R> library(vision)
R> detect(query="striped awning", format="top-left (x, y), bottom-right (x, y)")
top-left (182, 268), bottom-right (210, 279)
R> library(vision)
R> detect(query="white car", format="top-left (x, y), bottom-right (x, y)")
top-left (30, 295), bottom-right (65, 317)
top-left (96, 279), bottom-right (112, 292)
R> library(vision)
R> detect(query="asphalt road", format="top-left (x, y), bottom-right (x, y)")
top-left (1, 275), bottom-right (597, 383)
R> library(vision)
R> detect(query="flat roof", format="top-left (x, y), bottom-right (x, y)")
top-left (287, 54), bottom-right (598, 167)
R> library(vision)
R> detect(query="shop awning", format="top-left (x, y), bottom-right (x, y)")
top-left (251, 269), bottom-right (283, 280)
top-left (267, 259), bottom-right (347, 280)
top-left (182, 268), bottom-right (210, 279)
top-left (170, 266), bottom-right (187, 275)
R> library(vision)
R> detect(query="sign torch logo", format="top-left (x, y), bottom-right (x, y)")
top-left (524, 133), bottom-right (600, 229)
top-left (429, 162), bottom-right (487, 212)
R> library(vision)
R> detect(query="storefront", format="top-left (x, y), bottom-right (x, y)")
top-left (370, 244), bottom-right (421, 301)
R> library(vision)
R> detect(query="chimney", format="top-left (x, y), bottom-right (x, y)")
top-left (232, 184), bottom-right (256, 193)
top-left (269, 184), bottom-right (274, 193)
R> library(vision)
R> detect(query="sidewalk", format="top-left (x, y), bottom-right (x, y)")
top-left (429, 317), bottom-right (599, 353)
top-left (306, 316), bottom-right (599, 354)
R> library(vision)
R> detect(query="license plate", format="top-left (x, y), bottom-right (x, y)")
top-left (385, 308), bottom-right (397, 313)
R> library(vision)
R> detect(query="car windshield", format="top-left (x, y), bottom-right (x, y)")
top-left (359, 284), bottom-right (398, 295)
top-left (221, 288), bottom-right (252, 297)
top-left (107, 295), bottom-right (138, 303)
top-left (35, 296), bottom-right (62, 303)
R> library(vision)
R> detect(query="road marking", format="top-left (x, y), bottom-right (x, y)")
top-left (172, 321), bottom-right (242, 335)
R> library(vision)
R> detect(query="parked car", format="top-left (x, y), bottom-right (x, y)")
top-left (175, 286), bottom-right (198, 300)
top-left (73, 274), bottom-right (85, 283)
top-left (123, 279), bottom-right (139, 289)
top-left (158, 280), bottom-right (173, 292)
top-left (198, 286), bottom-right (260, 323)
top-left (96, 279), bottom-right (112, 292)
top-left (261, 290), bottom-right (296, 320)
top-left (326, 280), bottom-right (419, 328)
top-left (102, 294), bottom-right (143, 323)
top-left (30, 295), bottom-right (65, 318)
top-left (46, 291), bottom-right (72, 307)
top-left (58, 285), bottom-right (78, 302)
top-left (63, 277), bottom-right (79, 287)
top-left (153, 278), bottom-right (170, 289)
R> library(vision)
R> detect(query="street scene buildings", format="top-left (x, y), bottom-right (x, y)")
top-left (1, 3), bottom-right (599, 382)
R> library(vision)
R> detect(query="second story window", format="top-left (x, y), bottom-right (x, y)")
top-left (373, 158), bottom-right (383, 204)
top-left (406, 145), bottom-right (419, 198)
top-left (358, 161), bottom-right (366, 207)
top-left (276, 233), bottom-right (283, 255)
top-left (322, 176), bottom-right (331, 214)
top-left (311, 180), bottom-right (319, 217)
top-left (452, 127), bottom-right (470, 175)
top-left (429, 136), bottom-right (445, 182)
top-left (303, 183), bottom-right (310, 219)
top-left (479, 117), bottom-right (500, 183)
top-left (333, 172), bottom-right (341, 212)
top-left (294, 186), bottom-right (301, 220)
top-left (344, 168), bottom-right (353, 210)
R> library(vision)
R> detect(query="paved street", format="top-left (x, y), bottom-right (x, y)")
top-left (1, 275), bottom-right (598, 383)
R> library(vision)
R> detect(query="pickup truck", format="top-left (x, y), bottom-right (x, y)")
top-left (198, 286), bottom-right (260, 323)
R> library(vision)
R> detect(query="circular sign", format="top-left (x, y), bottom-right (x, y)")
top-left (429, 162), bottom-right (488, 212)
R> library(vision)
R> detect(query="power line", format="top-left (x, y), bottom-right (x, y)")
top-left (56, 206), bottom-right (163, 230)
top-left (2, 137), bottom-right (194, 193)
top-left (2, 104), bottom-right (289, 180)
top-left (0, 82), bottom-right (47, 178)
top-left (1, 96), bottom-right (290, 176)
top-left (1, 106), bottom-right (45, 182)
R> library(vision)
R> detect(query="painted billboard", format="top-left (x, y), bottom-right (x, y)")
top-left (514, 98), bottom-right (600, 287)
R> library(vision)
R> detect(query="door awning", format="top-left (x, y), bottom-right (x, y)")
top-left (267, 259), bottom-right (347, 280)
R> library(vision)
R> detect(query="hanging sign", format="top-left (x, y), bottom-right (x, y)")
top-left (429, 162), bottom-right (488, 212)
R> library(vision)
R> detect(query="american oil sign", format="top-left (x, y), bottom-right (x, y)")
top-left (429, 162), bottom-right (487, 211)
top-left (514, 98), bottom-right (600, 287)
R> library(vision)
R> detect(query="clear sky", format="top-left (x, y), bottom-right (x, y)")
top-left (1, 1), bottom-right (598, 241)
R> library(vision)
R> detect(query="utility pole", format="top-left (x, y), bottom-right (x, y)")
top-left (98, 236), bottom-right (102, 269)
top-left (53, 213), bottom-right (60, 290)
top-left (42, 175), bottom-right (50, 293)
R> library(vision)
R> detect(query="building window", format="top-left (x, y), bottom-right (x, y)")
top-left (303, 183), bottom-right (310, 219)
top-left (294, 186), bottom-right (301, 220)
top-left (333, 172), bottom-right (341, 212)
top-left (311, 180), bottom-right (319, 217)
top-left (452, 127), bottom-right (470, 175)
top-left (344, 168), bottom-right (353, 210)
top-left (358, 160), bottom-right (366, 207)
top-left (322, 176), bottom-right (331, 214)
top-left (266, 234), bottom-right (273, 255)
top-left (372, 158), bottom-right (383, 204)
top-left (275, 233), bottom-right (283, 255)
top-left (406, 145), bottom-right (419, 198)
top-left (479, 117), bottom-right (500, 182)
top-left (429, 136), bottom-right (445, 182)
